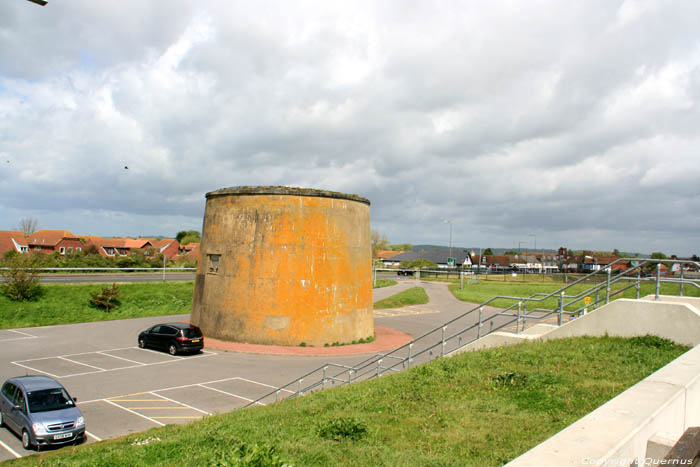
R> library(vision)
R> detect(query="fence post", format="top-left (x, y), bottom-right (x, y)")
top-left (276, 390), bottom-right (280, 403)
top-left (298, 378), bottom-right (304, 396)
top-left (348, 370), bottom-right (354, 384)
top-left (416, 268), bottom-right (420, 281)
top-left (605, 268), bottom-right (611, 304)
top-left (460, 271), bottom-right (464, 290)
top-left (655, 263), bottom-right (661, 300)
top-left (322, 366), bottom-right (328, 390)
top-left (477, 306), bottom-right (483, 339)
top-left (558, 291), bottom-right (564, 326)
top-left (373, 266), bottom-right (376, 288)
top-left (516, 301), bottom-right (521, 335)
top-left (441, 326), bottom-right (447, 356)
top-left (377, 359), bottom-right (383, 377)
top-left (522, 302), bottom-right (527, 332)
top-left (680, 266), bottom-right (684, 297)
top-left (162, 256), bottom-right (166, 282)
top-left (636, 268), bottom-right (641, 299)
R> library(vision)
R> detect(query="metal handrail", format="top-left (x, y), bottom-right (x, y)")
top-left (245, 258), bottom-right (700, 407)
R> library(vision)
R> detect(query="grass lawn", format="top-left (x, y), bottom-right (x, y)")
top-left (0, 282), bottom-right (194, 329)
top-left (15, 335), bottom-right (688, 466)
top-left (1, 278), bottom-right (408, 329)
top-left (374, 286), bottom-right (429, 309)
top-left (373, 279), bottom-right (397, 288)
top-left (449, 280), bottom-right (700, 311)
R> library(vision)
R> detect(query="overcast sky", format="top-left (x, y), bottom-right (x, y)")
top-left (1, 1), bottom-right (699, 255)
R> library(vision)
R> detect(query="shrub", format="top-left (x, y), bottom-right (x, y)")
top-left (0, 254), bottom-right (42, 301)
top-left (89, 283), bottom-right (121, 312)
top-left (399, 258), bottom-right (437, 269)
top-left (208, 442), bottom-right (291, 466)
top-left (316, 417), bottom-right (368, 441)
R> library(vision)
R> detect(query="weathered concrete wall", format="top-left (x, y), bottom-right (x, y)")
top-left (540, 298), bottom-right (700, 347)
top-left (507, 343), bottom-right (700, 467)
top-left (191, 186), bottom-right (373, 346)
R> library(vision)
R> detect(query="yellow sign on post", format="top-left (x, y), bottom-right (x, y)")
top-left (584, 296), bottom-right (591, 305)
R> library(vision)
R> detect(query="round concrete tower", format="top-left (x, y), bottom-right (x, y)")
top-left (190, 186), bottom-right (373, 346)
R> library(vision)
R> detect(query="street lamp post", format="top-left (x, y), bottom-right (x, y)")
top-left (518, 241), bottom-right (524, 254)
top-left (444, 220), bottom-right (452, 267)
top-left (529, 234), bottom-right (538, 275)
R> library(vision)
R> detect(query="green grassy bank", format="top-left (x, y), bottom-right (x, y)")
top-left (449, 280), bottom-right (700, 311)
top-left (373, 286), bottom-right (429, 309)
top-left (0, 282), bottom-right (194, 329)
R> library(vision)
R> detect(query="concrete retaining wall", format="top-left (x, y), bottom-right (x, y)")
top-left (490, 296), bottom-right (700, 466)
top-left (507, 344), bottom-right (700, 466)
top-left (540, 298), bottom-right (700, 347)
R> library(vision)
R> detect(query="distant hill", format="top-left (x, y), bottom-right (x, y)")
top-left (411, 245), bottom-right (557, 255)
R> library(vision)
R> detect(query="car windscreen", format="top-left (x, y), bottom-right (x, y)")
top-left (27, 388), bottom-right (74, 413)
top-left (182, 327), bottom-right (203, 338)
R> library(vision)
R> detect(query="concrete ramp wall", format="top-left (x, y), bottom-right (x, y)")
top-left (492, 296), bottom-right (700, 466)
top-left (507, 343), bottom-right (700, 466)
top-left (541, 298), bottom-right (700, 347)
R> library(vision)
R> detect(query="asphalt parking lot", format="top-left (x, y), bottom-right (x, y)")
top-left (0, 279), bottom-right (497, 461)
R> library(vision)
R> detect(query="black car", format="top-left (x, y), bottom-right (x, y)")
top-left (138, 323), bottom-right (204, 355)
top-left (397, 269), bottom-right (415, 276)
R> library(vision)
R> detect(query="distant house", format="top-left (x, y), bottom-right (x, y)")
top-left (25, 230), bottom-right (85, 255)
top-left (390, 249), bottom-right (472, 268)
top-left (0, 231), bottom-right (29, 255)
top-left (375, 250), bottom-right (404, 267)
top-left (149, 238), bottom-right (180, 260)
top-left (178, 242), bottom-right (200, 263)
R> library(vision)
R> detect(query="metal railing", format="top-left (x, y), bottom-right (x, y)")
top-left (246, 258), bottom-right (699, 408)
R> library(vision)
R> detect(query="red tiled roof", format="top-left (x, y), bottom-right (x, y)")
top-left (183, 243), bottom-right (200, 261)
top-left (123, 239), bottom-right (152, 249)
top-left (25, 229), bottom-right (76, 247)
top-left (0, 230), bottom-right (27, 255)
top-left (376, 250), bottom-right (403, 259)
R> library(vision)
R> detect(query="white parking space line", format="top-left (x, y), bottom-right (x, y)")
top-left (148, 392), bottom-right (211, 415)
top-left (199, 384), bottom-right (260, 404)
top-left (137, 347), bottom-right (185, 360)
top-left (235, 376), bottom-right (294, 391)
top-left (11, 361), bottom-right (62, 379)
top-left (85, 431), bottom-right (102, 442)
top-left (0, 329), bottom-right (38, 343)
top-left (57, 356), bottom-right (107, 372)
top-left (96, 352), bottom-right (146, 366)
top-left (103, 399), bottom-right (165, 427)
top-left (12, 347), bottom-right (218, 378)
top-left (0, 439), bottom-right (22, 459)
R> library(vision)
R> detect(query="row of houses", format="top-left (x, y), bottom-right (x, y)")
top-left (0, 230), bottom-right (200, 262)
top-left (376, 249), bottom-right (698, 275)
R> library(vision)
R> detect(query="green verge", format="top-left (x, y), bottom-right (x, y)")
top-left (1, 278), bottom-right (409, 329)
top-left (14, 335), bottom-right (688, 466)
top-left (373, 286), bottom-right (429, 309)
top-left (0, 282), bottom-right (194, 329)
top-left (373, 279), bottom-right (397, 289)
top-left (448, 281), bottom-right (700, 311)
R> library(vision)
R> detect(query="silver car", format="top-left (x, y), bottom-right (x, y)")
top-left (0, 376), bottom-right (85, 450)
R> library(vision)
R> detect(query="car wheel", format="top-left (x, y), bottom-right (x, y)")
top-left (168, 344), bottom-right (178, 356)
top-left (22, 430), bottom-right (33, 450)
top-left (138, 338), bottom-right (146, 349)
